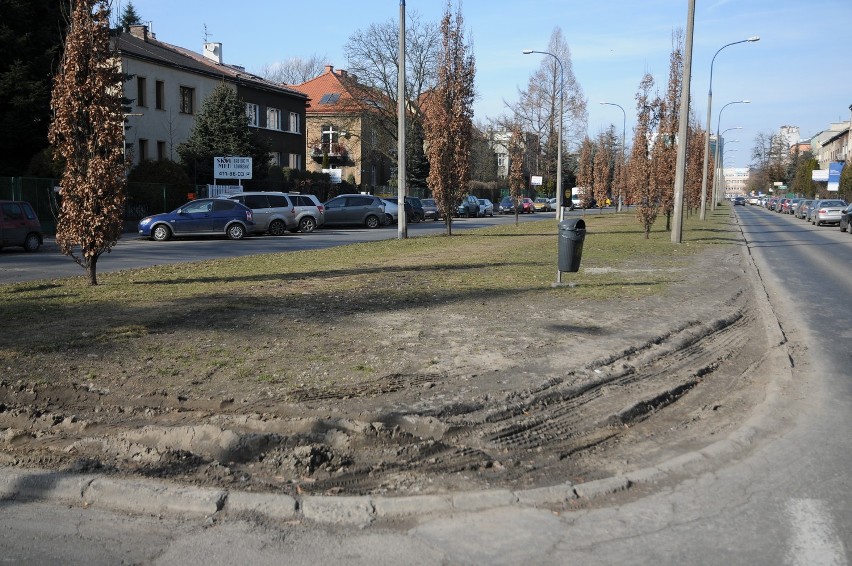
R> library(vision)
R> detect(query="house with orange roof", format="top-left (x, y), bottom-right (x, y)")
top-left (292, 65), bottom-right (393, 189)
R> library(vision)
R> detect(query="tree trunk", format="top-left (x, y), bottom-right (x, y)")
top-left (86, 255), bottom-right (99, 286)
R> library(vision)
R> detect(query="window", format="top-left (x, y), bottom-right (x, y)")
top-left (267, 107), bottom-right (281, 130)
top-left (267, 195), bottom-right (289, 207)
top-left (321, 124), bottom-right (340, 153)
top-left (1, 202), bottom-right (24, 220)
top-left (155, 80), bottom-right (164, 109)
top-left (179, 86), bottom-right (194, 114)
top-left (136, 77), bottom-right (147, 107)
top-left (157, 141), bottom-right (166, 161)
top-left (318, 93), bottom-right (340, 104)
top-left (288, 112), bottom-right (300, 133)
top-left (138, 138), bottom-right (148, 161)
top-left (288, 153), bottom-right (302, 170)
top-left (246, 103), bottom-right (259, 127)
top-left (269, 151), bottom-right (281, 166)
top-left (213, 200), bottom-right (238, 212)
top-left (244, 195), bottom-right (271, 209)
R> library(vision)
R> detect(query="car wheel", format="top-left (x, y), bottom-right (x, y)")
top-left (299, 216), bottom-right (317, 232)
top-left (152, 224), bottom-right (171, 241)
top-left (365, 215), bottom-right (380, 229)
top-left (23, 233), bottom-right (40, 252)
top-left (268, 219), bottom-right (287, 236)
top-left (227, 223), bottom-right (246, 240)
top-left (385, 213), bottom-right (394, 224)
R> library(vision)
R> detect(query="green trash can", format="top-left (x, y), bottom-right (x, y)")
top-left (558, 218), bottom-right (585, 273)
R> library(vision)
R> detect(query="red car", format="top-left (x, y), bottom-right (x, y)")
top-left (519, 197), bottom-right (536, 214)
top-left (0, 200), bottom-right (43, 252)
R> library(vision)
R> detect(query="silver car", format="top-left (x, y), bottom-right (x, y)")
top-left (810, 199), bottom-right (848, 226)
top-left (323, 194), bottom-right (386, 228)
top-left (226, 192), bottom-right (325, 235)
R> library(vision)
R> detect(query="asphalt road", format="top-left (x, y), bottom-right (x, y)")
top-left (0, 209), bottom-right (576, 285)
top-left (1, 205), bottom-right (849, 564)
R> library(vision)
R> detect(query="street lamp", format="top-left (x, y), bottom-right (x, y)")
top-left (600, 101), bottom-right (626, 212)
top-left (699, 36), bottom-right (759, 220)
top-left (713, 116), bottom-right (747, 208)
top-left (524, 49), bottom-right (564, 223)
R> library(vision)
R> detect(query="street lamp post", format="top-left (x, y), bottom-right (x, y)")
top-left (713, 101), bottom-right (749, 209)
top-left (523, 49), bottom-right (564, 222)
top-left (600, 101), bottom-right (626, 212)
top-left (699, 36), bottom-right (759, 221)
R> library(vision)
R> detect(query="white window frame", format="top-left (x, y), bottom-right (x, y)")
top-left (269, 151), bottom-right (281, 166)
top-left (267, 107), bottom-right (281, 131)
top-left (288, 112), bottom-right (301, 134)
top-left (246, 103), bottom-right (259, 127)
top-left (288, 153), bottom-right (302, 170)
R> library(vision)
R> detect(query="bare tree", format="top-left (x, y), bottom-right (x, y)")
top-left (259, 54), bottom-right (328, 85)
top-left (424, 2), bottom-right (475, 236)
top-left (509, 27), bottom-right (587, 194)
top-left (49, 0), bottom-right (126, 285)
top-left (344, 10), bottom-right (440, 183)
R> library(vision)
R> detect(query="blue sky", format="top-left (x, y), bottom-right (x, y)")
top-left (123, 0), bottom-right (851, 168)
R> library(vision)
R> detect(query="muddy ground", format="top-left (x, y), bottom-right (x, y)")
top-left (0, 242), bottom-right (775, 499)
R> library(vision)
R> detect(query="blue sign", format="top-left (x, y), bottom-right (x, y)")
top-left (828, 161), bottom-right (844, 192)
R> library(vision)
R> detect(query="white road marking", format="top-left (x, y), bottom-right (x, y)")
top-left (785, 498), bottom-right (847, 566)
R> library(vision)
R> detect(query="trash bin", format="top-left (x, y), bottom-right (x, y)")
top-left (558, 218), bottom-right (585, 273)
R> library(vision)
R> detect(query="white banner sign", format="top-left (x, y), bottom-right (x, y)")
top-left (214, 156), bottom-right (253, 179)
top-left (323, 168), bottom-right (342, 184)
top-left (531, 175), bottom-right (543, 186)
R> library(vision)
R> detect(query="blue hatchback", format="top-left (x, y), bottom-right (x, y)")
top-left (138, 198), bottom-right (255, 241)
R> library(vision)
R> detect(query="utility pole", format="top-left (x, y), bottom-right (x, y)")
top-left (397, 0), bottom-right (407, 239)
top-left (671, 0), bottom-right (695, 244)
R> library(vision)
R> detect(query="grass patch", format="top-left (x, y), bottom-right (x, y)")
top-left (0, 206), bottom-right (738, 393)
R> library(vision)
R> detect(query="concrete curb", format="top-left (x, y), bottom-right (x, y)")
top-left (0, 235), bottom-right (796, 526)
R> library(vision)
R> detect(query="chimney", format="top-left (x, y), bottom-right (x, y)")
top-left (337, 69), bottom-right (347, 77)
top-left (203, 42), bottom-right (223, 64)
top-left (129, 24), bottom-right (149, 41)
top-left (324, 65), bottom-right (334, 74)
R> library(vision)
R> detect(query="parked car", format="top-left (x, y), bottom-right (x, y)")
top-left (0, 200), bottom-right (43, 252)
top-left (498, 197), bottom-right (516, 214)
top-left (406, 197), bottom-right (425, 223)
top-left (519, 197), bottom-right (536, 214)
top-left (380, 197), bottom-right (418, 224)
top-left (783, 198), bottom-right (802, 214)
top-left (810, 199), bottom-right (848, 226)
top-left (795, 199), bottom-right (812, 219)
top-left (225, 191), bottom-right (324, 235)
top-left (478, 198), bottom-right (494, 217)
top-left (456, 194), bottom-right (480, 217)
top-left (840, 203), bottom-right (852, 233)
top-left (804, 201), bottom-right (818, 222)
top-left (733, 196), bottom-right (746, 206)
top-left (776, 198), bottom-right (789, 213)
top-left (138, 198), bottom-right (254, 241)
top-left (420, 198), bottom-right (439, 220)
top-left (322, 194), bottom-right (386, 228)
top-left (533, 197), bottom-right (552, 212)
top-left (287, 193), bottom-right (326, 232)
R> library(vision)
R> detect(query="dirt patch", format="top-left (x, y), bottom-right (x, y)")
top-left (0, 244), bottom-right (774, 497)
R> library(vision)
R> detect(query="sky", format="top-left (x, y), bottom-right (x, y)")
top-left (122, 0), bottom-right (852, 169)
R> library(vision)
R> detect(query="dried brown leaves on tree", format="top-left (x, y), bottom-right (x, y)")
top-left (651, 30), bottom-right (683, 230)
top-left (508, 125), bottom-right (525, 224)
top-left (423, 2), bottom-right (475, 235)
top-left (576, 136), bottom-right (594, 208)
top-left (593, 130), bottom-right (613, 211)
top-left (49, 0), bottom-right (126, 285)
top-left (627, 73), bottom-right (657, 238)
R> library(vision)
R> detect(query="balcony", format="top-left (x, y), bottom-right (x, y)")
top-left (310, 143), bottom-right (349, 163)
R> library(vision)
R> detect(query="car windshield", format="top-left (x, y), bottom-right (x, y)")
top-left (819, 200), bottom-right (845, 207)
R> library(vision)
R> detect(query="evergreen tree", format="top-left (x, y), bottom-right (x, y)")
top-left (0, 0), bottom-right (67, 175)
top-left (119, 2), bottom-right (142, 31)
top-left (48, 0), bottom-right (126, 285)
top-left (177, 83), bottom-right (271, 185)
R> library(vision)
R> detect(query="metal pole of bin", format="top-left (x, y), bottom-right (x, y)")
top-left (523, 48), bottom-right (564, 283)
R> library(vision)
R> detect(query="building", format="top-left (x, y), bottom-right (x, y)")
top-left (722, 168), bottom-right (749, 198)
top-left (485, 129), bottom-right (538, 182)
top-left (292, 66), bottom-right (393, 190)
top-left (115, 26), bottom-right (307, 173)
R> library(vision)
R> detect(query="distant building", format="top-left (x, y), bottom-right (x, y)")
top-left (722, 168), bottom-right (749, 198)
top-left (485, 129), bottom-right (538, 181)
top-left (115, 26), bottom-right (307, 172)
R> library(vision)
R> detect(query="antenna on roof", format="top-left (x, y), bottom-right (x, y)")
top-left (203, 24), bottom-right (212, 43)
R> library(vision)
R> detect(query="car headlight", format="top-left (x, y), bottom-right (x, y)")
top-left (139, 217), bottom-right (152, 226)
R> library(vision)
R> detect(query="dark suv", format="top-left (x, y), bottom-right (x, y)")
top-left (0, 200), bottom-right (43, 252)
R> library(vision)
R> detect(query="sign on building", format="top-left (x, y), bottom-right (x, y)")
top-left (828, 161), bottom-right (844, 192)
top-left (214, 156), bottom-right (253, 179)
top-left (323, 168), bottom-right (342, 184)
